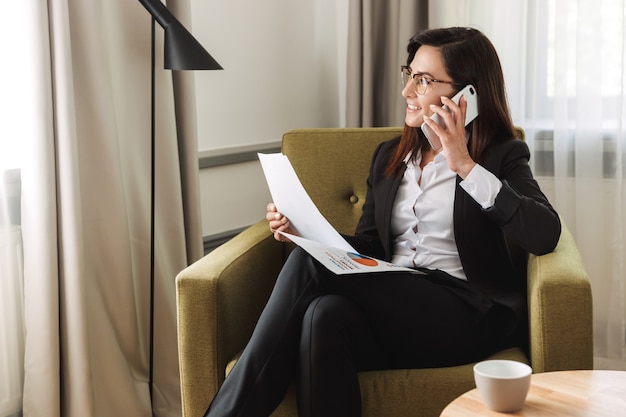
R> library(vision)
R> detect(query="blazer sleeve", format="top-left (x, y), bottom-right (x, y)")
top-left (482, 139), bottom-right (561, 255)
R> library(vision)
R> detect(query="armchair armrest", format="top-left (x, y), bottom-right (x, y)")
top-left (176, 220), bottom-right (285, 417)
top-left (527, 221), bottom-right (593, 373)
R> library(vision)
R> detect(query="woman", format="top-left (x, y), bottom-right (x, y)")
top-left (204, 27), bottom-right (560, 417)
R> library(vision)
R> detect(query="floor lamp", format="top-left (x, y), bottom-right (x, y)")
top-left (137, 0), bottom-right (222, 403)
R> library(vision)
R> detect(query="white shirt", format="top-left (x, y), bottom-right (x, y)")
top-left (390, 150), bottom-right (502, 280)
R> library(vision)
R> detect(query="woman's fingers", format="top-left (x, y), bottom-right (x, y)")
top-left (266, 202), bottom-right (292, 241)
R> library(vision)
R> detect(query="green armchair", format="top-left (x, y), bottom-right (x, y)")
top-left (176, 128), bottom-right (593, 417)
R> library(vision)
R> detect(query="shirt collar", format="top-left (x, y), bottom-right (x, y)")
top-left (403, 148), bottom-right (446, 167)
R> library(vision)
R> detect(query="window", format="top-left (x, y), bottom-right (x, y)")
top-left (526, 0), bottom-right (626, 178)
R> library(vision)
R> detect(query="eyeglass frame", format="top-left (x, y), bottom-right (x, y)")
top-left (401, 65), bottom-right (457, 95)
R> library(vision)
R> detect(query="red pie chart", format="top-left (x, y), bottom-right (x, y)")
top-left (348, 252), bottom-right (378, 267)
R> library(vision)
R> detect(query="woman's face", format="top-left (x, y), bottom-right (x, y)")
top-left (402, 45), bottom-right (456, 128)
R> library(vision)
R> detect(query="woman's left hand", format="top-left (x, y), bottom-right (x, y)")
top-left (423, 95), bottom-right (476, 179)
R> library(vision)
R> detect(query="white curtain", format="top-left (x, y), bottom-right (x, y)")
top-left (1, 4), bottom-right (34, 416)
top-left (432, 0), bottom-right (626, 370)
top-left (524, 0), bottom-right (626, 370)
top-left (0, 169), bottom-right (24, 417)
top-left (0, 0), bottom-right (204, 416)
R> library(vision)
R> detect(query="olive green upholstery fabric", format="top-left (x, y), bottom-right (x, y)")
top-left (176, 128), bottom-right (593, 417)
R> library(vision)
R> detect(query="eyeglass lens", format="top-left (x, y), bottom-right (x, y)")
top-left (401, 68), bottom-right (427, 94)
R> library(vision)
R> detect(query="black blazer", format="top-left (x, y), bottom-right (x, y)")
top-left (344, 136), bottom-right (561, 318)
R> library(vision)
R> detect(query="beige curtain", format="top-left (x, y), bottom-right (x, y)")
top-left (346, 0), bottom-right (428, 127)
top-left (18, 0), bottom-right (203, 416)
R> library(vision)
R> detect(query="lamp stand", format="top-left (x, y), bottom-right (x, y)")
top-left (137, 0), bottom-right (222, 408)
top-left (149, 16), bottom-right (157, 402)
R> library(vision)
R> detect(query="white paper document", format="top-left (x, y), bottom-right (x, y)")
top-left (282, 232), bottom-right (421, 275)
top-left (258, 152), bottom-right (355, 252)
top-left (259, 153), bottom-right (423, 276)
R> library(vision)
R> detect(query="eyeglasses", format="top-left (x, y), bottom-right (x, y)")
top-left (401, 65), bottom-right (455, 95)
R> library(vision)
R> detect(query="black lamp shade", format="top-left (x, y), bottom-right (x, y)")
top-left (164, 20), bottom-right (222, 70)
top-left (138, 0), bottom-right (222, 70)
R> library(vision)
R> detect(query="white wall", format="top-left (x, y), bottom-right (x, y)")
top-left (190, 1), bottom-right (347, 237)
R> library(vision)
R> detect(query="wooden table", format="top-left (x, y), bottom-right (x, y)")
top-left (440, 370), bottom-right (626, 416)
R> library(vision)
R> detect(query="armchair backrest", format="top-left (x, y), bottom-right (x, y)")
top-left (282, 127), bottom-right (526, 236)
top-left (282, 127), bottom-right (403, 235)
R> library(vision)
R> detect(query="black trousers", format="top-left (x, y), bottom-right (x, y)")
top-left (204, 247), bottom-right (515, 417)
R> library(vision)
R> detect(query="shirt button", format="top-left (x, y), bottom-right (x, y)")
top-left (349, 195), bottom-right (359, 204)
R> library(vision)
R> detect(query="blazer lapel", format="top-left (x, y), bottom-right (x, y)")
top-left (380, 172), bottom-right (404, 259)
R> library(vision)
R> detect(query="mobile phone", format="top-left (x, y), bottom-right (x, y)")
top-left (421, 84), bottom-right (479, 151)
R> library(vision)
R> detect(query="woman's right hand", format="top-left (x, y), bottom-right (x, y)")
top-left (266, 203), bottom-right (296, 242)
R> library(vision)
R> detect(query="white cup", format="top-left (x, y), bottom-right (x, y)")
top-left (473, 360), bottom-right (532, 412)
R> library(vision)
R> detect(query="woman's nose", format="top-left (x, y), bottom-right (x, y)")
top-left (402, 80), bottom-right (416, 98)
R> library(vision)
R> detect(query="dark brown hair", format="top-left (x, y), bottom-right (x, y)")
top-left (386, 27), bottom-right (517, 176)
